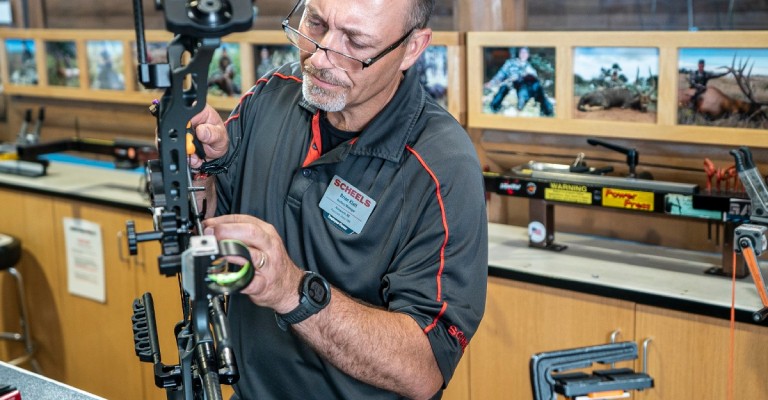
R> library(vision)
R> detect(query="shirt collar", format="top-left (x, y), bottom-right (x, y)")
top-left (299, 68), bottom-right (425, 164)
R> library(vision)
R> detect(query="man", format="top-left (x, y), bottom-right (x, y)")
top-left (188, 0), bottom-right (488, 398)
top-left (688, 59), bottom-right (728, 109)
top-left (487, 46), bottom-right (554, 116)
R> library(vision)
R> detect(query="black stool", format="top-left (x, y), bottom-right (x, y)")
top-left (0, 233), bottom-right (40, 372)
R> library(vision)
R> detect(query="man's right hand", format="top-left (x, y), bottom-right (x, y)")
top-left (188, 104), bottom-right (229, 169)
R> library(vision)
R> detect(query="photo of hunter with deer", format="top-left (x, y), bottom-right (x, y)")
top-left (678, 48), bottom-right (768, 130)
top-left (573, 47), bottom-right (658, 123)
top-left (482, 46), bottom-right (555, 118)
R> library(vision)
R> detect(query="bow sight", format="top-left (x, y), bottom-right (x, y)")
top-left (126, 0), bottom-right (254, 399)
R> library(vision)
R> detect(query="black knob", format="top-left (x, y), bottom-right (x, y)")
top-left (126, 220), bottom-right (138, 256)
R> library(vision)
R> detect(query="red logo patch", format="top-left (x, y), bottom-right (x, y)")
top-left (448, 325), bottom-right (468, 352)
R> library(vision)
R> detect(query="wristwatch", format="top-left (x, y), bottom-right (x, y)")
top-left (275, 271), bottom-right (331, 331)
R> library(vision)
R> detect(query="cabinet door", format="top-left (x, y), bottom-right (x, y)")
top-left (635, 304), bottom-right (768, 400)
top-left (52, 200), bottom-right (145, 400)
top-left (469, 277), bottom-right (636, 399)
top-left (0, 189), bottom-right (65, 380)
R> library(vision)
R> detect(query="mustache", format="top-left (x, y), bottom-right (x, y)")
top-left (303, 61), bottom-right (350, 88)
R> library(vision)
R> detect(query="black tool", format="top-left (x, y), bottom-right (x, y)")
top-left (588, 138), bottom-right (642, 179)
top-left (531, 341), bottom-right (653, 400)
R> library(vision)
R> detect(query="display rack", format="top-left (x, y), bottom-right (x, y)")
top-left (0, 28), bottom-right (465, 121)
top-left (467, 31), bottom-right (768, 147)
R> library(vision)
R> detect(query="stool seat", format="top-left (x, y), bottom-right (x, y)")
top-left (0, 233), bottom-right (21, 270)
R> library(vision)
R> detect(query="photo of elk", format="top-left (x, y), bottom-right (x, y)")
top-left (482, 46), bottom-right (556, 118)
top-left (573, 47), bottom-right (658, 123)
top-left (678, 48), bottom-right (768, 130)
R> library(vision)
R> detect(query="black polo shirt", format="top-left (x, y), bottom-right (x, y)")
top-left (213, 62), bottom-right (488, 400)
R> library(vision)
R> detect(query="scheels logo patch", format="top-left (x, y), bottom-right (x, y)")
top-left (319, 175), bottom-right (377, 234)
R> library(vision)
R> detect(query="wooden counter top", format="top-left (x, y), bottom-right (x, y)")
top-left (488, 223), bottom-right (768, 325)
top-left (0, 161), bottom-right (148, 211)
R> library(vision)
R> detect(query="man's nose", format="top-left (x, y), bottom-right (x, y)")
top-left (309, 48), bottom-right (336, 70)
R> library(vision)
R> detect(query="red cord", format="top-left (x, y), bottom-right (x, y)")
top-left (728, 251), bottom-right (736, 400)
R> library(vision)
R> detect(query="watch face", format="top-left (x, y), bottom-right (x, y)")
top-left (307, 277), bottom-right (329, 305)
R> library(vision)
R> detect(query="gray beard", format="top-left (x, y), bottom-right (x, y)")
top-left (302, 77), bottom-right (348, 112)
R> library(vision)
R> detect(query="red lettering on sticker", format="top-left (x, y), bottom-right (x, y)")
top-left (605, 189), bottom-right (637, 200)
top-left (336, 181), bottom-right (370, 208)
top-left (448, 325), bottom-right (468, 352)
top-left (624, 199), bottom-right (652, 210)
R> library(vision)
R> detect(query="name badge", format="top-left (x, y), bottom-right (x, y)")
top-left (319, 175), bottom-right (377, 234)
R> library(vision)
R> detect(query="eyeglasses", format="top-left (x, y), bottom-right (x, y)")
top-left (282, 0), bottom-right (414, 72)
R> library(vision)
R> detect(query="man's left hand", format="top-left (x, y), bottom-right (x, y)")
top-left (203, 214), bottom-right (304, 313)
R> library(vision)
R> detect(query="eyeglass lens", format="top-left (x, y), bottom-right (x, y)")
top-left (285, 27), bottom-right (363, 72)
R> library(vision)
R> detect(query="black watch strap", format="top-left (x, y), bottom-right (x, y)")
top-left (275, 272), bottom-right (331, 331)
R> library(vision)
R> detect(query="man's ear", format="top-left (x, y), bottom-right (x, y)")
top-left (400, 28), bottom-right (432, 71)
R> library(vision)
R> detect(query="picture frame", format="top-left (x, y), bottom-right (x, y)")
top-left (430, 32), bottom-right (464, 124)
top-left (677, 47), bottom-right (768, 131)
top-left (45, 40), bottom-right (79, 88)
top-left (572, 46), bottom-right (658, 124)
top-left (86, 39), bottom-right (126, 91)
top-left (207, 42), bottom-right (242, 98)
top-left (467, 31), bottom-right (768, 147)
top-left (252, 43), bottom-right (299, 81)
top-left (4, 37), bottom-right (38, 86)
top-left (481, 45), bottom-right (555, 118)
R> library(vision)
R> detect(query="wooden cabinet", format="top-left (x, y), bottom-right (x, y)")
top-left (0, 189), bottom-right (64, 380)
top-left (0, 188), bottom-right (182, 399)
top-left (468, 277), bottom-right (768, 400)
top-left (50, 199), bottom-right (146, 399)
top-left (635, 305), bottom-right (768, 400)
top-left (469, 277), bottom-right (636, 399)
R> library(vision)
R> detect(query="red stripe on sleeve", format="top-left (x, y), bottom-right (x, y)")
top-left (424, 302), bottom-right (448, 334)
top-left (406, 145), bottom-right (449, 302)
top-left (224, 92), bottom-right (255, 126)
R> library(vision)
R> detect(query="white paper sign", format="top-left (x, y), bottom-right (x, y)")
top-left (64, 218), bottom-right (106, 303)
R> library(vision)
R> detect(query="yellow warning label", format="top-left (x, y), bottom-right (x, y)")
top-left (602, 188), bottom-right (654, 211)
top-left (544, 184), bottom-right (592, 205)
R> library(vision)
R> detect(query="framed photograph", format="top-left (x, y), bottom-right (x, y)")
top-left (87, 40), bottom-right (126, 90)
top-left (253, 44), bottom-right (299, 80)
top-left (45, 40), bottom-right (79, 87)
top-left (6, 38), bottom-right (38, 86)
top-left (677, 48), bottom-right (768, 130)
top-left (427, 32), bottom-right (464, 123)
top-left (482, 46), bottom-right (555, 118)
top-left (208, 43), bottom-right (242, 97)
top-left (468, 31), bottom-right (768, 147)
top-left (573, 47), bottom-right (658, 123)
top-left (415, 45), bottom-right (450, 110)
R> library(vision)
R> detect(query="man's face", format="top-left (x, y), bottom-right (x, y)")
top-left (698, 62), bottom-right (705, 72)
top-left (297, 0), bottom-right (412, 112)
top-left (518, 48), bottom-right (529, 62)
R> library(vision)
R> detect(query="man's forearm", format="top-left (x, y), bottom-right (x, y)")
top-left (292, 290), bottom-right (444, 400)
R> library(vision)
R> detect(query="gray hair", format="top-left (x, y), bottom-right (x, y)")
top-left (406, 0), bottom-right (435, 30)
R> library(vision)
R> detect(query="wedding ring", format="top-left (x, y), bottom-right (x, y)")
top-left (256, 250), bottom-right (267, 270)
